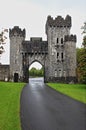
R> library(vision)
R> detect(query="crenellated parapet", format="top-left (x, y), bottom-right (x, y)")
top-left (64, 35), bottom-right (77, 42)
top-left (9, 26), bottom-right (26, 38)
top-left (46, 15), bottom-right (71, 27)
top-left (0, 15), bottom-right (77, 83)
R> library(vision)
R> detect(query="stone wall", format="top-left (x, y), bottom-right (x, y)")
top-left (21, 37), bottom-right (48, 82)
top-left (0, 65), bottom-right (10, 81)
top-left (9, 26), bottom-right (25, 81)
top-left (46, 15), bottom-right (77, 83)
top-left (0, 15), bottom-right (77, 83)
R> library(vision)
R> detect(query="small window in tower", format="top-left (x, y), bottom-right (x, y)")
top-left (57, 38), bottom-right (59, 43)
top-left (61, 52), bottom-right (64, 62)
top-left (61, 52), bottom-right (63, 59)
top-left (57, 52), bottom-right (59, 58)
top-left (61, 38), bottom-right (63, 44)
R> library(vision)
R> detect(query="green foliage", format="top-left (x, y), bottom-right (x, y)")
top-left (81, 22), bottom-right (86, 48)
top-left (0, 82), bottom-right (25, 130)
top-left (47, 83), bottom-right (86, 104)
top-left (76, 21), bottom-right (86, 83)
top-left (76, 48), bottom-right (86, 83)
top-left (0, 29), bottom-right (8, 55)
top-left (82, 36), bottom-right (86, 47)
top-left (29, 67), bottom-right (44, 77)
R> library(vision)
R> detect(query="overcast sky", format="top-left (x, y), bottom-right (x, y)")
top-left (0, 0), bottom-right (86, 67)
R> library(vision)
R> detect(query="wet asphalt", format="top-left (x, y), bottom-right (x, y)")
top-left (20, 78), bottom-right (86, 130)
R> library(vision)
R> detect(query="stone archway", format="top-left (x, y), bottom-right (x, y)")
top-left (21, 37), bottom-right (48, 82)
top-left (9, 15), bottom-right (77, 83)
top-left (29, 61), bottom-right (44, 82)
top-left (22, 52), bottom-right (46, 82)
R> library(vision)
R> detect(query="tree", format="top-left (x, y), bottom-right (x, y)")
top-left (77, 22), bottom-right (86, 83)
top-left (0, 28), bottom-right (8, 62)
top-left (81, 22), bottom-right (86, 48)
top-left (82, 35), bottom-right (86, 48)
top-left (77, 48), bottom-right (86, 83)
top-left (29, 67), bottom-right (44, 77)
top-left (81, 22), bottom-right (86, 34)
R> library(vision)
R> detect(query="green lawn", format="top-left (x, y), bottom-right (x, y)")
top-left (47, 83), bottom-right (86, 104)
top-left (0, 82), bottom-right (25, 130)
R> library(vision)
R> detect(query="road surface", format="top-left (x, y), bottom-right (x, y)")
top-left (20, 78), bottom-right (86, 130)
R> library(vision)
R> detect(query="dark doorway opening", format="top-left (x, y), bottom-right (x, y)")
top-left (14, 73), bottom-right (19, 82)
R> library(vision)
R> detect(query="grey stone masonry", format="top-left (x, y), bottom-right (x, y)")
top-left (22, 39), bottom-right (48, 54)
top-left (9, 26), bottom-right (25, 81)
top-left (46, 15), bottom-right (71, 35)
top-left (46, 15), bottom-right (77, 82)
top-left (9, 26), bottom-right (25, 38)
top-left (64, 35), bottom-right (76, 42)
top-left (0, 15), bottom-right (77, 83)
top-left (21, 37), bottom-right (48, 82)
top-left (0, 65), bottom-right (9, 81)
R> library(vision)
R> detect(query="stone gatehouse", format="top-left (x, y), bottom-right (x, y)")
top-left (0, 15), bottom-right (77, 83)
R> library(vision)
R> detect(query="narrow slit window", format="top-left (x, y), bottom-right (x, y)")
top-left (57, 38), bottom-right (58, 43)
top-left (61, 52), bottom-right (63, 59)
top-left (61, 38), bottom-right (63, 44)
top-left (57, 52), bottom-right (59, 58)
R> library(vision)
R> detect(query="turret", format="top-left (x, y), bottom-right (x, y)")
top-left (64, 35), bottom-right (77, 82)
top-left (9, 26), bottom-right (26, 82)
top-left (64, 35), bottom-right (76, 42)
top-left (46, 15), bottom-right (71, 34)
top-left (9, 26), bottom-right (25, 38)
top-left (45, 15), bottom-right (77, 83)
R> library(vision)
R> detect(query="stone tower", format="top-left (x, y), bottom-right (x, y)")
top-left (46, 15), bottom-right (77, 82)
top-left (9, 26), bottom-right (25, 81)
top-left (8, 15), bottom-right (77, 83)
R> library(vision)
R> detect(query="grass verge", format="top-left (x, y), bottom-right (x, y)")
top-left (47, 83), bottom-right (86, 104)
top-left (0, 82), bottom-right (25, 130)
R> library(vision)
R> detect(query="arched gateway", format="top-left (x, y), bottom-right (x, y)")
top-left (22, 37), bottom-right (48, 82)
top-left (9, 15), bottom-right (77, 83)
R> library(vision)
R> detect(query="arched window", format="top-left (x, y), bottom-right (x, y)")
top-left (59, 69), bottom-right (62, 77)
top-left (61, 38), bottom-right (63, 44)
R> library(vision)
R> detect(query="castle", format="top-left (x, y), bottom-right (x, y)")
top-left (0, 15), bottom-right (77, 83)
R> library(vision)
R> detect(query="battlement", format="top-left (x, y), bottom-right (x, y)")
top-left (22, 40), bottom-right (48, 54)
top-left (46, 15), bottom-right (71, 27)
top-left (9, 26), bottom-right (26, 38)
top-left (64, 35), bottom-right (77, 42)
top-left (30, 37), bottom-right (42, 42)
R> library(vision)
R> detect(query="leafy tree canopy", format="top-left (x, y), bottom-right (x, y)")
top-left (77, 22), bottom-right (86, 83)
top-left (0, 29), bottom-right (8, 55)
top-left (29, 67), bottom-right (44, 77)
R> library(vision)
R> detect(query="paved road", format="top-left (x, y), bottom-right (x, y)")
top-left (20, 78), bottom-right (86, 130)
